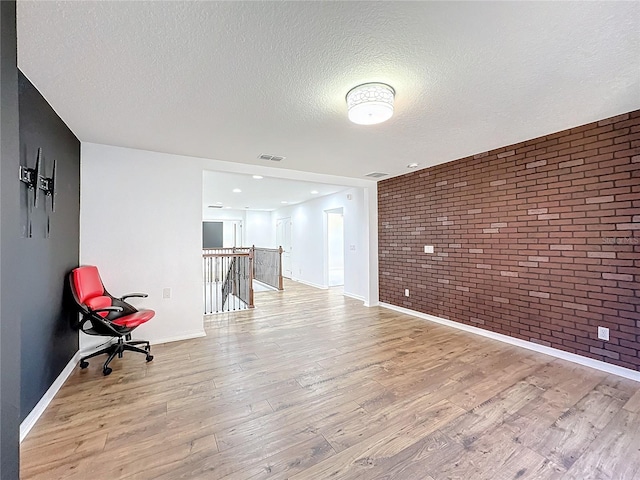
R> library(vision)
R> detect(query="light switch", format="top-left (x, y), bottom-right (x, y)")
top-left (424, 245), bottom-right (434, 254)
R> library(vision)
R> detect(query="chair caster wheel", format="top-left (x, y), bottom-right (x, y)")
top-left (103, 367), bottom-right (112, 376)
top-left (80, 361), bottom-right (89, 369)
top-left (146, 355), bottom-right (154, 362)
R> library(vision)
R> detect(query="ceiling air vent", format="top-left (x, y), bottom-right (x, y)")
top-left (365, 172), bottom-right (389, 178)
top-left (258, 154), bottom-right (285, 162)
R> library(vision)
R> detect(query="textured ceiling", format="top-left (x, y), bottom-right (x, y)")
top-left (17, 1), bottom-right (640, 179)
top-left (202, 171), bottom-right (346, 212)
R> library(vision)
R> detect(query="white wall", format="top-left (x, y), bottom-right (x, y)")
top-left (80, 143), bottom-right (205, 348)
top-left (245, 210), bottom-right (274, 248)
top-left (272, 187), bottom-right (369, 300)
top-left (203, 208), bottom-right (245, 222)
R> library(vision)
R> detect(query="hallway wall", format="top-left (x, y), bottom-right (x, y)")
top-left (80, 143), bottom-right (205, 347)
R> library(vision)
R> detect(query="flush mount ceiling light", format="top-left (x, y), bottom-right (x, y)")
top-left (346, 82), bottom-right (395, 125)
top-left (232, 188), bottom-right (241, 193)
top-left (407, 163), bottom-right (419, 169)
top-left (310, 190), bottom-right (319, 194)
top-left (252, 175), bottom-right (263, 180)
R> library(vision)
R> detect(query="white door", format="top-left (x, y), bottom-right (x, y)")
top-left (327, 210), bottom-right (344, 287)
top-left (222, 220), bottom-right (243, 248)
top-left (276, 217), bottom-right (292, 278)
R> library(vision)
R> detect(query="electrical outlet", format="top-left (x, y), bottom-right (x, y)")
top-left (597, 326), bottom-right (609, 341)
top-left (404, 289), bottom-right (410, 297)
top-left (162, 287), bottom-right (171, 299)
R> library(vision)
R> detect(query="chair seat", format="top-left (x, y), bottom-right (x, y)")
top-left (111, 309), bottom-right (155, 328)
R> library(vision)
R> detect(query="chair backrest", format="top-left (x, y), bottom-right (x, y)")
top-left (72, 266), bottom-right (105, 302)
top-left (71, 266), bottom-right (114, 318)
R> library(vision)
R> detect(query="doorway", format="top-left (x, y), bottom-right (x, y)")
top-left (326, 208), bottom-right (344, 287)
top-left (222, 220), bottom-right (242, 248)
top-left (276, 217), bottom-right (292, 278)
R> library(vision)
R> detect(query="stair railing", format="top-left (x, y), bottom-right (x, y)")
top-left (251, 245), bottom-right (284, 290)
top-left (203, 250), bottom-right (254, 314)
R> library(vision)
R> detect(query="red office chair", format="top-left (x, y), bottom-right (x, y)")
top-left (69, 265), bottom-right (155, 375)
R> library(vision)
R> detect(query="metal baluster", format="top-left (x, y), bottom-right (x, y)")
top-left (211, 256), bottom-right (214, 314)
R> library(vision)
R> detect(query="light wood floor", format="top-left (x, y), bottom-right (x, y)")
top-left (21, 280), bottom-right (640, 480)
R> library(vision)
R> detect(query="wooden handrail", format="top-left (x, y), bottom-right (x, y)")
top-left (203, 253), bottom-right (251, 258)
top-left (203, 247), bottom-right (251, 252)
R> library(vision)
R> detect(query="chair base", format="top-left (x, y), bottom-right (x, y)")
top-left (79, 337), bottom-right (153, 375)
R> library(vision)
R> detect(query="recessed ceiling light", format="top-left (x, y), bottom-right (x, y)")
top-left (310, 190), bottom-right (319, 194)
top-left (225, 206), bottom-right (232, 209)
top-left (281, 201), bottom-right (288, 204)
top-left (407, 163), bottom-right (419, 168)
top-left (232, 188), bottom-right (242, 193)
top-left (252, 175), bottom-right (263, 180)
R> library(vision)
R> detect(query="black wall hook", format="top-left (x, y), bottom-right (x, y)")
top-left (19, 147), bottom-right (41, 208)
top-left (39, 158), bottom-right (56, 212)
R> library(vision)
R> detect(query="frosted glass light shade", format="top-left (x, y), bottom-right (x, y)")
top-left (346, 83), bottom-right (395, 125)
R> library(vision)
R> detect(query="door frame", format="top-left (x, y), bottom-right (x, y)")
top-left (324, 207), bottom-right (344, 287)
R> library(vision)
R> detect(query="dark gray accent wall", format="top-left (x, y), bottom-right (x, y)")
top-left (1, 1), bottom-right (21, 478)
top-left (203, 221), bottom-right (224, 248)
top-left (18, 72), bottom-right (80, 421)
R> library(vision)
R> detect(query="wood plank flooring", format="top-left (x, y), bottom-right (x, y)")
top-left (21, 279), bottom-right (640, 479)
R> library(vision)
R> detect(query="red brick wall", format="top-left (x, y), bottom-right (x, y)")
top-left (378, 111), bottom-right (640, 370)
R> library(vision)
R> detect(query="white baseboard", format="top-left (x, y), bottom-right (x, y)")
top-left (343, 291), bottom-right (364, 302)
top-left (291, 277), bottom-right (328, 290)
top-left (20, 350), bottom-right (81, 442)
top-left (150, 330), bottom-right (207, 345)
top-left (380, 302), bottom-right (640, 383)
